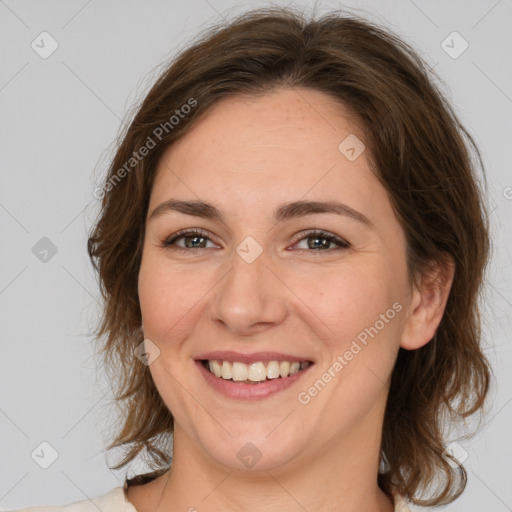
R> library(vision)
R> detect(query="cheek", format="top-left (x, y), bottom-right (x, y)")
top-left (138, 257), bottom-right (207, 425)
top-left (293, 260), bottom-right (404, 401)
top-left (295, 266), bottom-right (402, 409)
top-left (137, 256), bottom-right (207, 345)
top-left (292, 261), bottom-right (402, 344)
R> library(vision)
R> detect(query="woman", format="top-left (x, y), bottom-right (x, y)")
top-left (15, 6), bottom-right (491, 512)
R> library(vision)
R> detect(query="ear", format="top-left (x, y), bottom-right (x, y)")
top-left (400, 256), bottom-right (455, 350)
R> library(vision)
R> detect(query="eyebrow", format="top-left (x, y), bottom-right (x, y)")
top-left (148, 199), bottom-right (373, 227)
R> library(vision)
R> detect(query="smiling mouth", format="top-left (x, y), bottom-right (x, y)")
top-left (200, 359), bottom-right (313, 384)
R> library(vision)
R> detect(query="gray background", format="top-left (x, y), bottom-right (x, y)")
top-left (1, 0), bottom-right (511, 510)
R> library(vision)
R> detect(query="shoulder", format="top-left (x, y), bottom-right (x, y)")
top-left (7, 487), bottom-right (137, 512)
top-left (392, 491), bottom-right (412, 512)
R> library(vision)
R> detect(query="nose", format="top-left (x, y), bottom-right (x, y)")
top-left (208, 243), bottom-right (288, 335)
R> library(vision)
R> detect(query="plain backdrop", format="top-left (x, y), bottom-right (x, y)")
top-left (1, 1), bottom-right (511, 510)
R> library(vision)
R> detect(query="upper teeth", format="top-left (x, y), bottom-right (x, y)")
top-left (207, 360), bottom-right (311, 382)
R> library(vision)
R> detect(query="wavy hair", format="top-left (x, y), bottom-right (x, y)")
top-left (87, 7), bottom-right (492, 507)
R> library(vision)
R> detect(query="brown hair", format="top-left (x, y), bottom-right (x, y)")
top-left (87, 7), bottom-right (492, 507)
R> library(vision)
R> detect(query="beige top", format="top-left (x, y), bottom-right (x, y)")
top-left (11, 484), bottom-right (411, 512)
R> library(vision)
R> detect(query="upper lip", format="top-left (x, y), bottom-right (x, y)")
top-left (195, 351), bottom-right (314, 365)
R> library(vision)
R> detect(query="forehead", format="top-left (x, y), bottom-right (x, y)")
top-left (150, 88), bottom-right (385, 221)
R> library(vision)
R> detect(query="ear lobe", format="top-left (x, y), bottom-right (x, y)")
top-left (399, 256), bottom-right (455, 350)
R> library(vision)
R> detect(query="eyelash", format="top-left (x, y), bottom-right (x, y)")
top-left (162, 228), bottom-right (350, 253)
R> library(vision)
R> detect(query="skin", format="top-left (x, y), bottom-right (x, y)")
top-left (128, 87), bottom-right (454, 512)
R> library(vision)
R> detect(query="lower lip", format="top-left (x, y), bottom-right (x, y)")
top-left (195, 360), bottom-right (312, 400)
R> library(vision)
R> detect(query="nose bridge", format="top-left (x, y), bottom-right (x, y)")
top-left (208, 235), bottom-right (286, 332)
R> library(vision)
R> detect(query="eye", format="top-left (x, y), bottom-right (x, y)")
top-left (162, 228), bottom-right (350, 253)
top-left (290, 229), bottom-right (350, 252)
top-left (162, 229), bottom-right (218, 251)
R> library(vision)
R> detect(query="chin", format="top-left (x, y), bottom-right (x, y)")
top-left (194, 423), bottom-right (308, 473)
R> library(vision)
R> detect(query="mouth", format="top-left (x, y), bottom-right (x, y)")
top-left (194, 352), bottom-right (315, 400)
top-left (200, 359), bottom-right (313, 384)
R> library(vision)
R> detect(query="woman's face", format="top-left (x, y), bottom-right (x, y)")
top-left (138, 88), bottom-right (414, 471)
